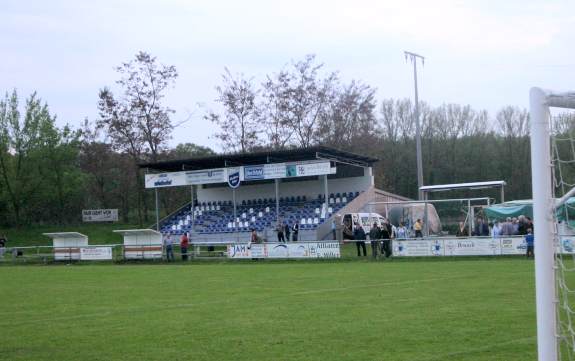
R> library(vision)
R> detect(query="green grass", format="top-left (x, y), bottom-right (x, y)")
top-left (0, 258), bottom-right (538, 360)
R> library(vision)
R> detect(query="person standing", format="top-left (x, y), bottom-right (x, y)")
top-left (353, 223), bottom-right (367, 257)
top-left (180, 232), bottom-right (189, 261)
top-left (474, 217), bottom-right (489, 236)
top-left (380, 222), bottom-right (392, 258)
top-left (414, 219), bottom-right (423, 238)
top-left (331, 219), bottom-right (337, 240)
top-left (369, 222), bottom-right (380, 258)
top-left (292, 221), bottom-right (299, 242)
top-left (501, 217), bottom-right (514, 236)
top-left (456, 221), bottom-right (469, 237)
top-left (491, 221), bottom-right (502, 238)
top-left (395, 223), bottom-right (407, 239)
top-left (284, 222), bottom-right (291, 242)
top-left (276, 222), bottom-right (285, 242)
top-left (0, 234), bottom-right (6, 260)
top-left (525, 228), bottom-right (534, 258)
top-left (164, 233), bottom-right (174, 262)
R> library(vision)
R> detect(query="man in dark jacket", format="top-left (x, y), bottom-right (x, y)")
top-left (473, 217), bottom-right (489, 236)
top-left (380, 222), bottom-right (392, 258)
top-left (369, 223), bottom-right (380, 258)
top-left (353, 223), bottom-right (367, 257)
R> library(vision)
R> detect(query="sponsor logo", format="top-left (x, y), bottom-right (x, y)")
top-left (244, 166), bottom-right (264, 180)
top-left (228, 168), bottom-right (241, 188)
top-left (563, 239), bottom-right (574, 253)
top-left (285, 165), bottom-right (297, 177)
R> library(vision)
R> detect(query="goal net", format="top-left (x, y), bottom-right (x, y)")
top-left (530, 88), bottom-right (575, 361)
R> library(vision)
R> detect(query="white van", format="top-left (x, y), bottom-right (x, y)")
top-left (341, 212), bottom-right (386, 235)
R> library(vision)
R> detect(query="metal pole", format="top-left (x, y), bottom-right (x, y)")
top-left (323, 175), bottom-right (329, 215)
top-left (191, 185), bottom-right (195, 233)
top-left (233, 188), bottom-right (237, 230)
top-left (530, 87), bottom-right (558, 361)
top-left (501, 186), bottom-right (505, 203)
top-left (405, 51), bottom-right (425, 200)
top-left (467, 199), bottom-right (472, 236)
top-left (155, 188), bottom-right (160, 232)
top-left (275, 179), bottom-right (280, 224)
top-left (423, 192), bottom-right (429, 236)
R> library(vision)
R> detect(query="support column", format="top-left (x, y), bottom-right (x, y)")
top-left (500, 186), bottom-right (505, 203)
top-left (275, 179), bottom-right (280, 224)
top-left (530, 87), bottom-right (558, 361)
top-left (155, 188), bottom-right (160, 232)
top-left (467, 199), bottom-right (472, 236)
top-left (190, 185), bottom-right (195, 233)
top-left (323, 175), bottom-right (329, 216)
top-left (233, 188), bottom-right (237, 231)
top-left (423, 193), bottom-right (429, 237)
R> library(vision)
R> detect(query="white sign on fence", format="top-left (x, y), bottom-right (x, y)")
top-left (82, 209), bottom-right (118, 222)
top-left (227, 242), bottom-right (341, 259)
top-left (393, 237), bottom-right (528, 257)
top-left (80, 247), bottom-right (113, 260)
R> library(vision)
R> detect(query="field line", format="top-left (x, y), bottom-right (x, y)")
top-left (419, 336), bottom-right (536, 360)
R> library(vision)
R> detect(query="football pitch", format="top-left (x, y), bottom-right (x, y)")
top-left (0, 258), bottom-right (537, 360)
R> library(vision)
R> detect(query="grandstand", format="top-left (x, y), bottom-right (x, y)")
top-left (140, 146), bottom-right (409, 242)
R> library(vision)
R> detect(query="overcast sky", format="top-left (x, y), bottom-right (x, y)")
top-left (1, 0), bottom-right (574, 151)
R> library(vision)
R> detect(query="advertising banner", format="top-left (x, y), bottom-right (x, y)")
top-left (393, 240), bottom-right (443, 257)
top-left (80, 247), bottom-right (113, 261)
top-left (146, 161), bottom-right (335, 188)
top-left (243, 161), bottom-right (334, 181)
top-left (393, 237), bottom-right (530, 257)
top-left (443, 238), bottom-right (500, 256)
top-left (227, 242), bottom-right (340, 259)
top-left (82, 209), bottom-right (119, 222)
top-left (145, 168), bottom-right (226, 189)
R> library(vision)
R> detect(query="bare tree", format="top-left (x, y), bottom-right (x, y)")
top-left (206, 68), bottom-right (261, 153)
top-left (316, 81), bottom-right (377, 150)
top-left (264, 55), bottom-right (337, 148)
top-left (97, 51), bottom-right (177, 225)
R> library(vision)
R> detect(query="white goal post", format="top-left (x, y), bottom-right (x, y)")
top-left (530, 87), bottom-right (575, 361)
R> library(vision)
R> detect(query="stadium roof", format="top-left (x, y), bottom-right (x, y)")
top-left (113, 229), bottom-right (162, 237)
top-left (140, 146), bottom-right (379, 172)
top-left (420, 181), bottom-right (506, 192)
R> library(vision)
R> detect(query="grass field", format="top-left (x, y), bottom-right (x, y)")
top-left (0, 258), bottom-right (538, 361)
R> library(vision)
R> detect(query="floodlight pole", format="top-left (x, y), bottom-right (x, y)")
top-left (405, 51), bottom-right (425, 200)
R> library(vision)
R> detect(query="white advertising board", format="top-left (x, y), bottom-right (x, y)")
top-left (145, 168), bottom-right (226, 189)
top-left (393, 237), bottom-right (528, 257)
top-left (443, 238), bottom-right (500, 256)
top-left (80, 247), bottom-right (113, 260)
top-left (227, 242), bottom-right (340, 259)
top-left (82, 209), bottom-right (118, 222)
top-left (146, 161), bottom-right (335, 188)
top-left (558, 236), bottom-right (575, 254)
top-left (393, 240), bottom-right (443, 257)
top-left (243, 161), bottom-right (334, 181)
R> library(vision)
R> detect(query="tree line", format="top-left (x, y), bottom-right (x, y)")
top-left (1, 51), bottom-right (573, 227)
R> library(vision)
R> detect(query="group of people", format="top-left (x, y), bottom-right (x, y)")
top-left (163, 232), bottom-right (189, 261)
top-left (345, 219), bottom-right (411, 258)
top-left (275, 221), bottom-right (300, 242)
top-left (456, 215), bottom-right (535, 258)
top-left (490, 215), bottom-right (534, 238)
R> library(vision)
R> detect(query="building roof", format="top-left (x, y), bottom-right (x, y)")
top-left (140, 146), bottom-right (379, 172)
top-left (113, 229), bottom-right (162, 237)
top-left (42, 232), bottom-right (88, 239)
top-left (420, 181), bottom-right (506, 193)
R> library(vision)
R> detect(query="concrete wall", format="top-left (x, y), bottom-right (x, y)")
top-left (196, 168), bottom-right (373, 203)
